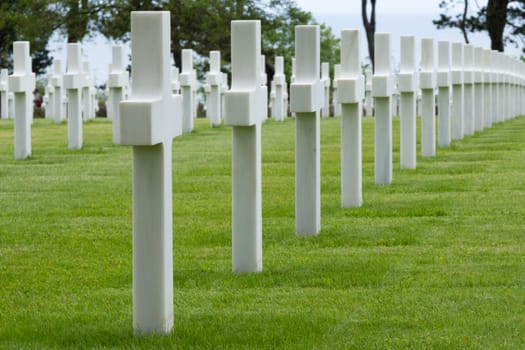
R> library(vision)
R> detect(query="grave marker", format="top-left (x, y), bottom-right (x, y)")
top-left (473, 46), bottom-right (484, 132)
top-left (52, 59), bottom-right (65, 123)
top-left (372, 33), bottom-right (393, 184)
top-left (463, 44), bottom-right (474, 135)
top-left (398, 35), bottom-right (417, 169)
top-left (420, 38), bottom-right (436, 157)
top-left (290, 25), bottom-right (321, 235)
top-left (451, 43), bottom-right (464, 140)
top-left (364, 67), bottom-right (373, 116)
top-left (333, 64), bottom-right (342, 116)
top-left (119, 11), bottom-right (177, 335)
top-left (271, 56), bottom-right (286, 122)
top-left (109, 45), bottom-right (128, 143)
top-left (483, 49), bottom-right (493, 129)
top-left (9, 41), bottom-right (35, 159)
top-left (223, 20), bottom-right (264, 272)
top-left (321, 62), bottom-right (330, 117)
top-left (82, 62), bottom-right (93, 121)
top-left (180, 49), bottom-right (196, 133)
top-left (437, 40), bottom-right (451, 147)
top-left (44, 74), bottom-right (54, 119)
top-left (337, 29), bottom-right (362, 207)
top-left (64, 43), bottom-right (83, 150)
top-left (206, 51), bottom-right (223, 127)
top-left (0, 69), bottom-right (9, 119)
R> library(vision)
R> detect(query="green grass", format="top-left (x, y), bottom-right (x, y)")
top-left (0, 115), bottom-right (524, 349)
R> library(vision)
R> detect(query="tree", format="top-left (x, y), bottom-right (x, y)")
top-left (361, 0), bottom-right (376, 70)
top-left (0, 0), bottom-right (57, 75)
top-left (433, 0), bottom-right (525, 53)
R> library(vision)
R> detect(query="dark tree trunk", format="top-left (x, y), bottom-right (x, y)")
top-left (486, 0), bottom-right (509, 51)
top-left (461, 0), bottom-right (470, 43)
top-left (361, 0), bottom-right (376, 71)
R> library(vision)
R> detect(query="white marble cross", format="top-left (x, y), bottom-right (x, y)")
top-left (332, 64), bottom-right (341, 117)
top-left (290, 25), bottom-right (322, 235)
top-left (119, 11), bottom-right (178, 335)
top-left (9, 42), bottom-right (35, 160)
top-left (482, 49), bottom-right (493, 129)
top-left (321, 62), bottom-right (331, 117)
top-left (224, 20), bottom-right (265, 272)
top-left (463, 44), bottom-right (474, 135)
top-left (109, 45), bottom-right (128, 144)
top-left (398, 35), bottom-right (417, 169)
top-left (206, 51), bottom-right (223, 127)
top-left (364, 67), bottom-right (373, 116)
top-left (44, 73), bottom-right (54, 120)
top-left (451, 43), bottom-right (464, 140)
top-left (0, 69), bottom-right (9, 119)
top-left (437, 40), bottom-right (451, 147)
top-left (82, 62), bottom-right (93, 121)
top-left (337, 29), bottom-right (362, 208)
top-left (372, 33), bottom-right (393, 184)
top-left (51, 60), bottom-right (65, 124)
top-left (271, 56), bottom-right (286, 121)
top-left (260, 55), bottom-right (268, 121)
top-left (473, 46), bottom-right (484, 132)
top-left (64, 43), bottom-right (83, 150)
top-left (180, 49), bottom-right (196, 133)
top-left (420, 38), bottom-right (436, 157)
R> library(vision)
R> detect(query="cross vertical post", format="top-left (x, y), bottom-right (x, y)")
top-left (372, 33), bottom-right (393, 184)
top-left (482, 49), bottom-right (493, 129)
top-left (473, 47), bottom-right (484, 132)
top-left (0, 69), bottom-right (9, 119)
top-left (180, 49), bottom-right (195, 133)
top-left (451, 43), bottom-right (464, 140)
top-left (109, 45), bottom-right (128, 144)
top-left (272, 56), bottom-right (286, 121)
top-left (290, 25), bottom-right (321, 235)
top-left (9, 41), bottom-right (35, 159)
top-left (398, 35), bottom-right (417, 169)
top-left (224, 20), bottom-right (264, 272)
top-left (463, 44), bottom-right (474, 135)
top-left (437, 41), bottom-right (451, 147)
top-left (119, 11), bottom-right (177, 335)
top-left (206, 51), bottom-right (223, 127)
top-left (420, 38), bottom-right (436, 157)
top-left (321, 62), bottom-right (331, 117)
top-left (64, 43), bottom-right (83, 149)
top-left (337, 29), bottom-right (362, 208)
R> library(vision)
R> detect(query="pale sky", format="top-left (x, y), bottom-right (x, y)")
top-left (295, 0), bottom-right (444, 14)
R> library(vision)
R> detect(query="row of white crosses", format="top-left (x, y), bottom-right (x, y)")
top-left (77, 10), bottom-right (525, 335)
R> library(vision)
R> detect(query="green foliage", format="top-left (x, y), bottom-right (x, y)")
top-left (0, 115), bottom-right (524, 348)
top-left (434, 0), bottom-right (525, 53)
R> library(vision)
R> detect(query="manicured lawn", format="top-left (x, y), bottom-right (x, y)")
top-left (0, 115), bottom-right (524, 349)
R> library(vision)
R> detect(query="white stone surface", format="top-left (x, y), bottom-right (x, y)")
top-left (483, 49), bottom-right (493, 129)
top-left (473, 46), bottom-right (484, 132)
top-left (463, 44), bottom-right (474, 135)
top-left (332, 64), bottom-right (341, 116)
top-left (82, 62), bottom-right (93, 121)
top-left (44, 73), bottom-right (54, 119)
top-left (0, 69), bottom-right (9, 119)
top-left (372, 33), bottom-right (393, 184)
top-left (206, 51), bottom-right (223, 127)
top-left (337, 29), bottom-right (362, 208)
top-left (290, 25), bottom-right (321, 235)
top-left (321, 62), bottom-right (330, 117)
top-left (109, 45), bottom-right (128, 144)
top-left (180, 49), bottom-right (196, 133)
top-left (9, 41), bottom-right (35, 160)
top-left (271, 56), bottom-right (287, 122)
top-left (119, 11), bottom-right (177, 335)
top-left (451, 42), bottom-right (464, 140)
top-left (437, 40), bottom-right (451, 147)
top-left (223, 20), bottom-right (264, 273)
top-left (52, 59), bottom-right (65, 123)
top-left (398, 35), bottom-right (416, 169)
top-left (364, 67), bottom-right (373, 116)
top-left (64, 43), bottom-right (83, 150)
top-left (420, 38), bottom-right (436, 157)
